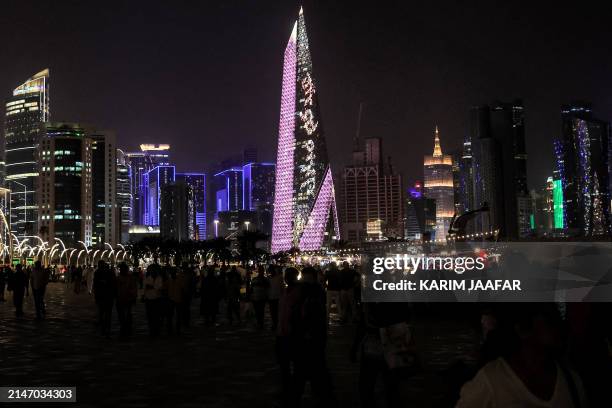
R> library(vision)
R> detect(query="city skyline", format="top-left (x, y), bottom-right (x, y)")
top-left (2, 1), bottom-right (612, 189)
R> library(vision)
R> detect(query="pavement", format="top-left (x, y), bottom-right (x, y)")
top-left (0, 283), bottom-right (478, 407)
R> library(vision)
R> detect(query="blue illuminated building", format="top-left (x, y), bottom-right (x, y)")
top-left (176, 173), bottom-right (206, 240)
top-left (143, 165), bottom-right (175, 226)
top-left (242, 163), bottom-right (275, 211)
top-left (213, 168), bottom-right (243, 214)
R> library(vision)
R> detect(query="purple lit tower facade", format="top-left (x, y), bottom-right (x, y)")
top-left (271, 8), bottom-right (339, 253)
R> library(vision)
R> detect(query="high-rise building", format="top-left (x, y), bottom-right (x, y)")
top-left (243, 163), bottom-right (275, 211)
top-left (37, 123), bottom-right (92, 247)
top-left (116, 149), bottom-right (132, 244)
top-left (271, 7), bottom-right (340, 253)
top-left (423, 127), bottom-right (454, 240)
top-left (342, 137), bottom-right (403, 244)
top-left (469, 100), bottom-right (530, 238)
top-left (176, 173), bottom-right (206, 240)
top-left (143, 165), bottom-right (175, 226)
top-left (160, 181), bottom-right (196, 242)
top-left (214, 168), bottom-right (243, 214)
top-left (90, 130), bottom-right (117, 247)
top-left (531, 178), bottom-right (553, 236)
top-left (126, 144), bottom-right (170, 225)
top-left (404, 183), bottom-right (436, 241)
top-left (4, 69), bottom-right (50, 237)
top-left (458, 134), bottom-right (475, 215)
top-left (243, 163), bottom-right (275, 236)
top-left (554, 102), bottom-right (611, 236)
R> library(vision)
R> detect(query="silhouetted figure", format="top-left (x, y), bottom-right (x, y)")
top-left (251, 265), bottom-right (270, 330)
top-left (181, 263), bottom-right (196, 328)
top-left (226, 266), bottom-right (242, 325)
top-left (93, 261), bottom-right (116, 337)
top-left (200, 267), bottom-right (219, 326)
top-left (11, 264), bottom-right (27, 318)
top-left (73, 265), bottom-right (83, 294)
top-left (352, 302), bottom-right (412, 408)
top-left (167, 267), bottom-right (186, 334)
top-left (278, 266), bottom-right (335, 407)
top-left (0, 266), bottom-right (8, 302)
top-left (116, 262), bottom-right (137, 337)
top-left (31, 261), bottom-right (48, 320)
top-left (339, 261), bottom-right (358, 324)
top-left (324, 262), bottom-right (342, 318)
top-left (268, 265), bottom-right (282, 331)
top-left (144, 263), bottom-right (163, 336)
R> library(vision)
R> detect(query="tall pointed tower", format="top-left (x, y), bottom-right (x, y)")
top-left (271, 7), bottom-right (339, 253)
top-left (423, 126), bottom-right (454, 240)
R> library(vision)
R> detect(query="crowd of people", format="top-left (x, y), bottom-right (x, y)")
top-left (1, 258), bottom-right (611, 407)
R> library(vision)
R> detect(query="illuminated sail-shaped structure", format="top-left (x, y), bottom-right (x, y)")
top-left (271, 8), bottom-right (339, 253)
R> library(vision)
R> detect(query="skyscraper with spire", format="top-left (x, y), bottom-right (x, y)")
top-left (271, 7), bottom-right (339, 253)
top-left (4, 69), bottom-right (50, 237)
top-left (423, 126), bottom-right (454, 240)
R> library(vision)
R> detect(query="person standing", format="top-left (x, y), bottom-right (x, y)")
top-left (181, 263), bottom-right (195, 329)
top-left (144, 264), bottom-right (163, 336)
top-left (73, 265), bottom-right (83, 294)
top-left (339, 261), bottom-right (358, 324)
top-left (226, 266), bottom-right (242, 325)
top-left (84, 264), bottom-right (95, 295)
top-left (116, 262), bottom-right (137, 338)
top-left (200, 267), bottom-right (220, 326)
top-left (168, 267), bottom-right (186, 334)
top-left (268, 265), bottom-right (282, 331)
top-left (276, 267), bottom-right (301, 407)
top-left (93, 261), bottom-right (116, 337)
top-left (324, 262), bottom-right (342, 318)
top-left (11, 264), bottom-right (27, 318)
top-left (0, 266), bottom-right (8, 302)
top-left (31, 261), bottom-right (49, 320)
top-left (251, 265), bottom-right (270, 330)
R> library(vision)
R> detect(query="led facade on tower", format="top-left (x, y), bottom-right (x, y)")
top-left (271, 8), bottom-right (339, 253)
top-left (423, 127), bottom-right (454, 240)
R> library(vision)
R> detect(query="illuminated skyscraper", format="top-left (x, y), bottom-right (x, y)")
top-left (3, 69), bottom-right (49, 237)
top-left (555, 102), bottom-right (610, 236)
top-left (342, 137), bottom-right (403, 244)
top-left (37, 123), bottom-right (92, 247)
top-left (423, 127), bottom-right (454, 240)
top-left (176, 173), bottom-right (206, 240)
top-left (90, 130), bottom-right (118, 247)
top-left (116, 149), bottom-right (132, 243)
top-left (271, 7), bottom-right (339, 253)
top-left (143, 165), bottom-right (175, 226)
top-left (214, 168), bottom-right (243, 214)
top-left (126, 144), bottom-right (170, 225)
top-left (160, 181), bottom-right (196, 242)
top-left (469, 100), bottom-right (530, 238)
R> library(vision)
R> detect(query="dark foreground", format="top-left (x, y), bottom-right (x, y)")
top-left (0, 283), bottom-right (478, 407)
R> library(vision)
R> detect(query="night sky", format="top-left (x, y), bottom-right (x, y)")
top-left (1, 0), bottom-right (611, 189)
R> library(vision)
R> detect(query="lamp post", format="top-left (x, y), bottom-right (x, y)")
top-left (244, 221), bottom-right (250, 232)
top-left (214, 219), bottom-right (219, 238)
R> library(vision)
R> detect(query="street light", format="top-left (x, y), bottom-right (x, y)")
top-left (244, 221), bottom-right (250, 231)
top-left (214, 219), bottom-right (219, 238)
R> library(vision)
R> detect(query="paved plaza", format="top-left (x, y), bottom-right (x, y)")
top-left (0, 283), bottom-right (478, 407)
